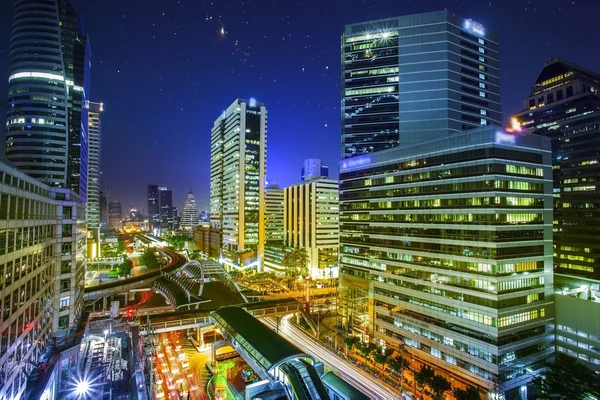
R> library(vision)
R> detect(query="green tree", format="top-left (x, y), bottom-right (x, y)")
top-left (430, 375), bottom-right (451, 400)
top-left (414, 365), bottom-right (435, 398)
top-left (139, 248), bottom-right (160, 270)
top-left (117, 257), bottom-right (133, 277)
top-left (117, 238), bottom-right (126, 253)
top-left (165, 235), bottom-right (188, 250)
top-left (344, 336), bottom-right (360, 353)
top-left (453, 386), bottom-right (481, 400)
top-left (281, 247), bottom-right (310, 287)
top-left (533, 354), bottom-right (600, 400)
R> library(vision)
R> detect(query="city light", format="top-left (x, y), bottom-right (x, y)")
top-left (75, 379), bottom-right (90, 396)
top-left (464, 19), bottom-right (485, 36)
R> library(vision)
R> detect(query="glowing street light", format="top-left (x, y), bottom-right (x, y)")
top-left (75, 379), bottom-right (90, 396)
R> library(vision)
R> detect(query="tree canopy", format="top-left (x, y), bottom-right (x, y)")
top-left (533, 353), bottom-right (600, 400)
top-left (281, 247), bottom-right (310, 279)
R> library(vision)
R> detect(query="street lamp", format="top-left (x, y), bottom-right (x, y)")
top-left (75, 379), bottom-right (90, 396)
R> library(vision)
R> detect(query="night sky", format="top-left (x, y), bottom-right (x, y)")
top-left (0, 0), bottom-right (599, 213)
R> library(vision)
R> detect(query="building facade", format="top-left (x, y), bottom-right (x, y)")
top-left (180, 191), bottom-right (199, 232)
top-left (147, 184), bottom-right (160, 230)
top-left (301, 158), bottom-right (329, 182)
top-left (159, 187), bottom-right (173, 231)
top-left (108, 201), bottom-right (122, 229)
top-left (0, 161), bottom-right (86, 400)
top-left (99, 190), bottom-right (107, 227)
top-left (284, 179), bottom-right (339, 279)
top-left (86, 101), bottom-right (103, 229)
top-left (5, 0), bottom-right (91, 200)
top-left (338, 127), bottom-right (554, 398)
top-left (513, 58), bottom-right (600, 373)
top-left (193, 226), bottom-right (222, 260)
top-left (342, 11), bottom-right (501, 158)
top-left (210, 98), bottom-right (267, 270)
top-left (265, 183), bottom-right (284, 244)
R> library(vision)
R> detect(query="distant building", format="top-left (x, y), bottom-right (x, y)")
top-left (172, 206), bottom-right (180, 230)
top-left (147, 185), bottom-right (160, 229)
top-left (108, 201), bottom-right (122, 229)
top-left (194, 226), bottom-right (222, 259)
top-left (99, 190), bottom-right (108, 226)
top-left (284, 179), bottom-right (339, 279)
top-left (180, 191), bottom-right (199, 232)
top-left (265, 183), bottom-right (284, 244)
top-left (301, 158), bottom-right (329, 182)
top-left (211, 98), bottom-right (267, 270)
top-left (87, 101), bottom-right (103, 228)
top-left (159, 187), bottom-right (173, 230)
top-left (199, 210), bottom-right (210, 222)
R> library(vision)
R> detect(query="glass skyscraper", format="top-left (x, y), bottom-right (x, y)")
top-left (87, 101), bottom-right (102, 228)
top-left (342, 11), bottom-right (501, 158)
top-left (5, 0), bottom-right (91, 200)
top-left (211, 98), bottom-right (267, 270)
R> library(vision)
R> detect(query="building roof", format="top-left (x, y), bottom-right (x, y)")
top-left (534, 57), bottom-right (600, 87)
top-left (320, 371), bottom-right (370, 400)
top-left (211, 306), bottom-right (308, 372)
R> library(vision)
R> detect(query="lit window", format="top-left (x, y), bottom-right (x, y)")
top-left (479, 83), bottom-right (486, 89)
top-left (479, 91), bottom-right (486, 98)
top-left (478, 38), bottom-right (485, 45)
top-left (479, 73), bottom-right (486, 80)
top-left (480, 119), bottom-right (487, 125)
top-left (480, 110), bottom-right (487, 116)
top-left (479, 56), bottom-right (485, 62)
top-left (478, 47), bottom-right (485, 54)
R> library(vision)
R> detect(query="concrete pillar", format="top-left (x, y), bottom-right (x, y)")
top-left (102, 296), bottom-right (107, 311)
top-left (296, 312), bottom-right (301, 324)
top-left (196, 327), bottom-right (201, 346)
top-left (128, 291), bottom-right (135, 302)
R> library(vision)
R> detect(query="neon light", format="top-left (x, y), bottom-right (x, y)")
top-left (340, 155), bottom-right (372, 170)
top-left (464, 19), bottom-right (485, 36)
top-left (495, 131), bottom-right (516, 145)
top-left (8, 71), bottom-right (65, 82)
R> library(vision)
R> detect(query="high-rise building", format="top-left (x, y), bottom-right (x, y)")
top-left (199, 210), bottom-right (210, 222)
top-left (108, 201), bottom-right (122, 229)
top-left (99, 190), bottom-right (108, 226)
top-left (513, 58), bottom-right (600, 372)
top-left (211, 98), bottom-right (267, 270)
top-left (87, 102), bottom-right (103, 228)
top-left (341, 11), bottom-right (501, 158)
top-left (0, 161), bottom-right (86, 400)
top-left (147, 184), bottom-right (160, 229)
top-left (301, 158), bottom-right (329, 182)
top-left (5, 0), bottom-right (91, 200)
top-left (265, 183), bottom-right (284, 244)
top-left (285, 179), bottom-right (339, 279)
top-left (159, 187), bottom-right (173, 231)
top-left (338, 127), bottom-right (554, 398)
top-left (180, 191), bottom-right (199, 232)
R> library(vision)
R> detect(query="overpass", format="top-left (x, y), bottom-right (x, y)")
top-left (83, 247), bottom-right (185, 301)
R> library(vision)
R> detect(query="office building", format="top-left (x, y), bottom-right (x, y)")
top-left (108, 201), bottom-right (122, 229)
top-left (5, 0), bottom-right (91, 200)
top-left (211, 98), bottom-right (267, 270)
top-left (180, 191), bottom-right (199, 232)
top-left (87, 102), bottom-right (103, 229)
top-left (99, 190), bottom-right (108, 227)
top-left (194, 226), bottom-right (222, 259)
top-left (513, 58), bottom-right (600, 372)
top-left (301, 158), bottom-right (329, 182)
top-left (159, 187), bottom-right (173, 231)
top-left (265, 183), bottom-right (284, 244)
top-left (338, 126), bottom-right (554, 397)
top-left (285, 179), bottom-right (339, 279)
top-left (147, 185), bottom-right (160, 229)
top-left (342, 11), bottom-right (501, 158)
top-left (199, 210), bottom-right (210, 222)
top-left (0, 161), bottom-right (86, 400)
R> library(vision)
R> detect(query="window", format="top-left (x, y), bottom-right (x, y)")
top-left (479, 82), bottom-right (486, 89)
top-left (59, 297), bottom-right (69, 310)
top-left (479, 56), bottom-right (485, 62)
top-left (478, 47), bottom-right (485, 54)
top-left (479, 91), bottom-right (486, 98)
top-left (479, 73), bottom-right (486, 80)
top-left (478, 38), bottom-right (485, 45)
top-left (480, 119), bottom-right (488, 125)
top-left (480, 110), bottom-right (487, 116)
top-left (566, 86), bottom-right (574, 97)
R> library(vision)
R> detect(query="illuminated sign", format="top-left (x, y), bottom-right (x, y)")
top-left (340, 155), bottom-right (372, 170)
top-left (495, 131), bottom-right (516, 146)
top-left (246, 110), bottom-right (260, 115)
top-left (464, 19), bottom-right (485, 36)
top-left (249, 98), bottom-right (257, 108)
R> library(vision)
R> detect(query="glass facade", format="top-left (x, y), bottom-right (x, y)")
top-left (338, 127), bottom-right (554, 396)
top-left (86, 102), bottom-right (102, 228)
top-left (211, 99), bottom-right (266, 268)
top-left (342, 11), bottom-right (501, 158)
top-left (514, 58), bottom-right (600, 281)
top-left (5, 0), bottom-right (91, 200)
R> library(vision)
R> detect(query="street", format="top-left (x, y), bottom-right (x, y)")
top-left (262, 314), bottom-right (402, 400)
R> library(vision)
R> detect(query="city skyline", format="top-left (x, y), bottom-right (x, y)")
top-left (1, 0), bottom-right (598, 209)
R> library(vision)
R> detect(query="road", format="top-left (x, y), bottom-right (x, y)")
top-left (262, 315), bottom-right (402, 400)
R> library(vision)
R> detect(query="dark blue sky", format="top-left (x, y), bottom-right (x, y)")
top-left (0, 0), bottom-right (599, 212)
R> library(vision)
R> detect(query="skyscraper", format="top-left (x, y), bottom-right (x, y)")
top-left (265, 183), bottom-right (284, 244)
top-left (301, 158), bottom-right (329, 182)
top-left (180, 191), bottom-right (199, 232)
top-left (99, 190), bottom-right (108, 226)
top-left (285, 179), bottom-right (339, 279)
top-left (147, 184), bottom-right (160, 229)
top-left (513, 58), bottom-right (600, 372)
top-left (339, 127), bottom-right (554, 398)
top-left (5, 0), bottom-right (91, 199)
top-left (211, 98), bottom-right (267, 269)
top-left (341, 11), bottom-right (501, 158)
top-left (108, 201), bottom-right (122, 229)
top-left (87, 101), bottom-right (103, 228)
top-left (159, 186), bottom-right (173, 230)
